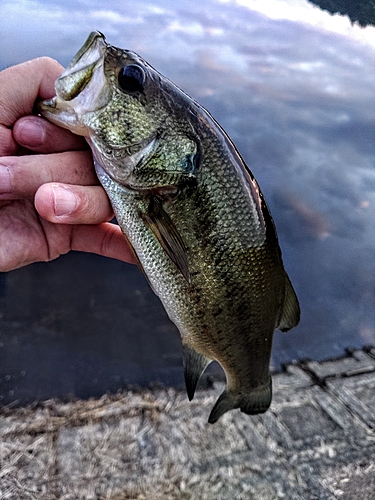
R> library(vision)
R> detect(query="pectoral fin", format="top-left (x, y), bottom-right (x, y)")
top-left (140, 196), bottom-right (190, 283)
top-left (182, 344), bottom-right (212, 401)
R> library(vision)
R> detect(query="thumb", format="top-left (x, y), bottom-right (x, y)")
top-left (35, 183), bottom-right (114, 224)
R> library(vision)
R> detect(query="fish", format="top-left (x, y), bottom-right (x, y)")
top-left (40, 32), bottom-right (300, 423)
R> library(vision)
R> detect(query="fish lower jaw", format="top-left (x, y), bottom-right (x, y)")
top-left (39, 96), bottom-right (95, 136)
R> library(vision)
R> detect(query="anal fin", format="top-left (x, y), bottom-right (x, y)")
top-left (182, 344), bottom-right (211, 401)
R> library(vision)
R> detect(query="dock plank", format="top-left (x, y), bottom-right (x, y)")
top-left (1, 348), bottom-right (375, 499)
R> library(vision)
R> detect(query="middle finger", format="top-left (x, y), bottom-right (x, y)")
top-left (13, 116), bottom-right (88, 154)
top-left (0, 150), bottom-right (97, 200)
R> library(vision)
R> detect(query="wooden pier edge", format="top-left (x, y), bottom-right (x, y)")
top-left (1, 347), bottom-right (375, 499)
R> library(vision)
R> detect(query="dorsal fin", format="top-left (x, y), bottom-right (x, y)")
top-left (182, 344), bottom-right (212, 401)
top-left (276, 275), bottom-right (301, 332)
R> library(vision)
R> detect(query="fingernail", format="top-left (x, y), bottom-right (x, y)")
top-left (0, 165), bottom-right (11, 194)
top-left (52, 185), bottom-right (78, 216)
top-left (16, 119), bottom-right (45, 147)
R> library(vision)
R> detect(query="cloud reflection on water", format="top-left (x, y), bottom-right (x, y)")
top-left (1, 0), bottom-right (374, 365)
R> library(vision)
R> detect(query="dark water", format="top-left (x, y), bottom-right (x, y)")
top-left (1, 0), bottom-right (374, 404)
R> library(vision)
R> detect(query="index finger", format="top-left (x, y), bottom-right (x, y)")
top-left (0, 57), bottom-right (62, 125)
top-left (0, 57), bottom-right (63, 155)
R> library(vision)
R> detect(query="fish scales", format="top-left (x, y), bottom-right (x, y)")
top-left (40, 32), bottom-right (300, 423)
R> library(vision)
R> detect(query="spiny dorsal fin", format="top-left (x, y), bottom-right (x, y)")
top-left (140, 196), bottom-right (190, 283)
top-left (276, 275), bottom-right (300, 332)
top-left (182, 344), bottom-right (211, 401)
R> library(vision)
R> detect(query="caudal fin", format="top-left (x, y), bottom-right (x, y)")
top-left (208, 378), bottom-right (272, 424)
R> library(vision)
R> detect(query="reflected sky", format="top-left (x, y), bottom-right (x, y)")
top-left (1, 0), bottom-right (375, 367)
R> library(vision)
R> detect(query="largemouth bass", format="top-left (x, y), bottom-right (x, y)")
top-left (40, 32), bottom-right (300, 423)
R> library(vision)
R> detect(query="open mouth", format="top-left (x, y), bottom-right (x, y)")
top-left (54, 32), bottom-right (107, 102)
top-left (38, 32), bottom-right (110, 135)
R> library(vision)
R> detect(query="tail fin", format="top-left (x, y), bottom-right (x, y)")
top-left (208, 377), bottom-right (272, 424)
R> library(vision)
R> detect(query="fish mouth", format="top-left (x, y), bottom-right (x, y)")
top-left (64, 31), bottom-right (106, 72)
top-left (39, 31), bottom-right (110, 135)
top-left (54, 31), bottom-right (107, 101)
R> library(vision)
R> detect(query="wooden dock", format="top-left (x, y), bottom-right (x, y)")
top-left (1, 347), bottom-right (375, 499)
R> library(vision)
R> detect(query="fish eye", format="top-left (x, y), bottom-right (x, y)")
top-left (118, 64), bottom-right (145, 93)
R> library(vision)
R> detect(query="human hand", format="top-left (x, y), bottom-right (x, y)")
top-left (0, 57), bottom-right (135, 272)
